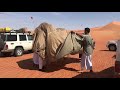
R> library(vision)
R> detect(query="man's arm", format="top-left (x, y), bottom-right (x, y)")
top-left (76, 33), bottom-right (84, 38)
top-left (71, 31), bottom-right (84, 38)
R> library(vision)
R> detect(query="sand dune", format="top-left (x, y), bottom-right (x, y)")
top-left (90, 21), bottom-right (120, 40)
top-left (101, 21), bottom-right (120, 31)
top-left (92, 21), bottom-right (120, 31)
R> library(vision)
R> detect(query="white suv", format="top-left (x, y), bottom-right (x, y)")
top-left (0, 32), bottom-right (33, 56)
top-left (106, 40), bottom-right (117, 51)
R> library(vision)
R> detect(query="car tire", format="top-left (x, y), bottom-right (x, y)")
top-left (28, 50), bottom-right (33, 53)
top-left (14, 47), bottom-right (24, 57)
top-left (108, 44), bottom-right (117, 51)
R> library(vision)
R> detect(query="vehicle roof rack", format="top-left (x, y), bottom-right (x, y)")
top-left (0, 30), bottom-right (32, 35)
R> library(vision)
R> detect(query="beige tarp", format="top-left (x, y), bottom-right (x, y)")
top-left (32, 22), bottom-right (69, 64)
top-left (32, 28), bottom-right (46, 59)
top-left (47, 30), bottom-right (69, 62)
top-left (56, 32), bottom-right (83, 60)
top-left (32, 22), bottom-right (83, 65)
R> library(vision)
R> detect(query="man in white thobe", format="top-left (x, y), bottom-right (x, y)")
top-left (76, 28), bottom-right (95, 73)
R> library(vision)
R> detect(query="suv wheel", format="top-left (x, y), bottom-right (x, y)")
top-left (108, 44), bottom-right (117, 51)
top-left (14, 47), bottom-right (24, 56)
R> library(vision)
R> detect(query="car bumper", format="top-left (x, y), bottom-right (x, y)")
top-left (1, 49), bottom-right (14, 53)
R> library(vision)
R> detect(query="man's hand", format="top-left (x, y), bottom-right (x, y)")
top-left (71, 31), bottom-right (75, 34)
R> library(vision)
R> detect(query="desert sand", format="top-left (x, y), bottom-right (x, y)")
top-left (0, 21), bottom-right (120, 78)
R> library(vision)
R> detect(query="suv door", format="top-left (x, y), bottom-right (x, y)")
top-left (27, 35), bottom-right (33, 50)
top-left (19, 35), bottom-right (29, 50)
top-left (6, 35), bottom-right (17, 50)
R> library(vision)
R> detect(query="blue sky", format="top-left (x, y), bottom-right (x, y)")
top-left (0, 12), bottom-right (120, 30)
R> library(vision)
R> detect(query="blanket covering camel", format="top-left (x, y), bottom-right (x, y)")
top-left (32, 22), bottom-right (83, 64)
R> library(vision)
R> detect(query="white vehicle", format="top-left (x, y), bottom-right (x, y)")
top-left (0, 32), bottom-right (33, 56)
top-left (106, 40), bottom-right (118, 51)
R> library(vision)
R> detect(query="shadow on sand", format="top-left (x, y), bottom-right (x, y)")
top-left (17, 58), bottom-right (117, 78)
top-left (17, 58), bottom-right (39, 70)
top-left (100, 50), bottom-right (116, 52)
top-left (17, 57), bottom-right (80, 72)
top-left (72, 66), bottom-right (115, 78)
top-left (100, 50), bottom-right (110, 52)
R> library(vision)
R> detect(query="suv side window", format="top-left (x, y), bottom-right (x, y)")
top-left (7, 35), bottom-right (17, 41)
top-left (19, 35), bottom-right (27, 41)
top-left (27, 35), bottom-right (33, 41)
top-left (0, 34), bottom-right (6, 41)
